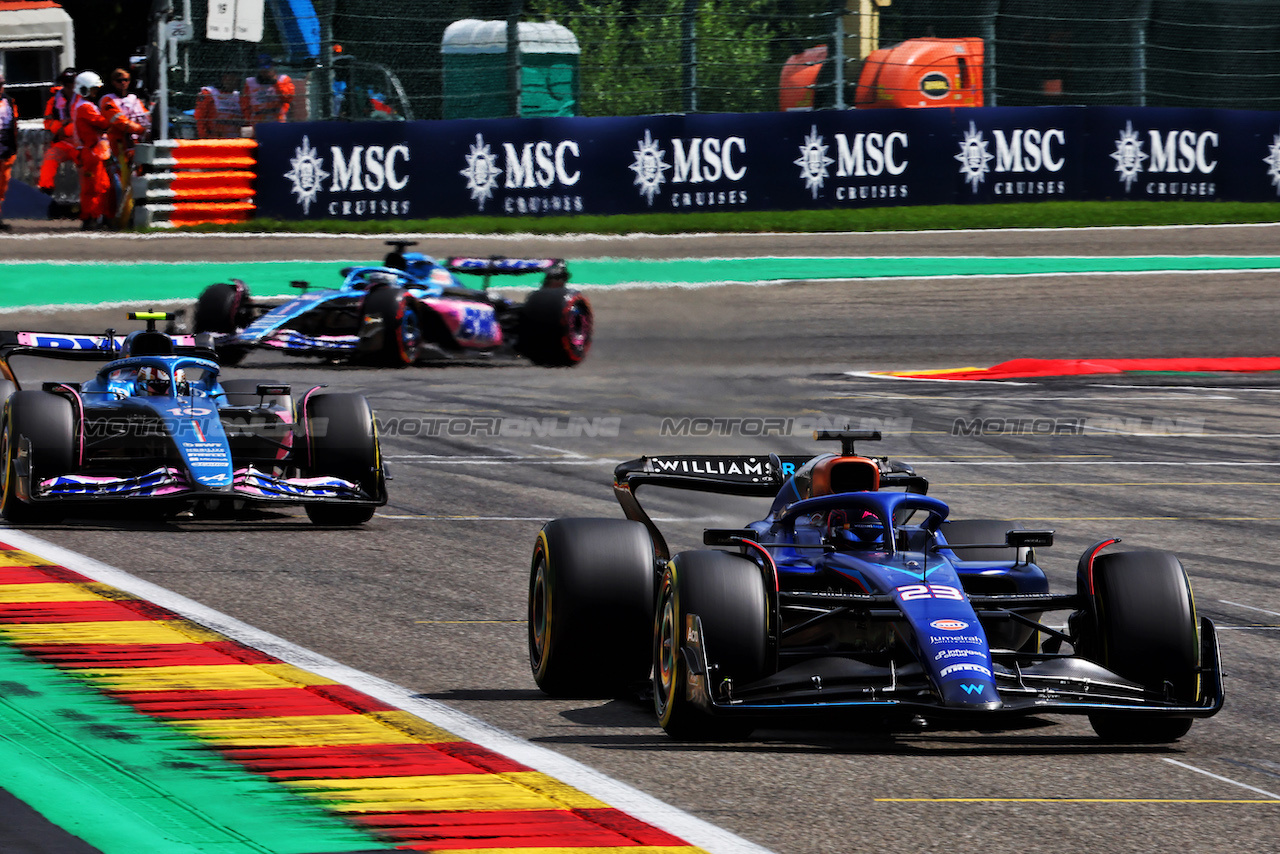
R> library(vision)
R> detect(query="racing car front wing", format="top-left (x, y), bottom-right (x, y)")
top-left (676, 613), bottom-right (1225, 721)
top-left (38, 466), bottom-right (370, 502)
top-left (244, 330), bottom-right (360, 354)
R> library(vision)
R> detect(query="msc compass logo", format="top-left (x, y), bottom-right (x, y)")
top-left (794, 125), bottom-right (834, 199)
top-left (1265, 131), bottom-right (1280, 195)
top-left (284, 136), bottom-right (330, 214)
top-left (1111, 121), bottom-right (1148, 191)
top-left (461, 134), bottom-right (501, 211)
top-left (954, 121), bottom-right (993, 191)
top-left (629, 129), bottom-right (671, 205)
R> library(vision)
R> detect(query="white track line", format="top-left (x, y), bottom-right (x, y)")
top-left (1218, 600), bottom-right (1280, 619)
top-left (0, 528), bottom-right (775, 854)
top-left (1162, 759), bottom-right (1280, 800)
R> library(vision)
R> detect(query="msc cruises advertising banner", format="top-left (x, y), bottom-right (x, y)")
top-left (254, 106), bottom-right (1280, 221)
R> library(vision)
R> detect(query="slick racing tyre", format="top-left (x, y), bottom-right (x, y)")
top-left (218, 379), bottom-right (293, 411)
top-left (362, 287), bottom-right (423, 366)
top-left (195, 282), bottom-right (250, 333)
top-left (303, 393), bottom-right (381, 526)
top-left (195, 282), bottom-right (252, 366)
top-left (528, 518), bottom-right (656, 698)
top-left (516, 287), bottom-right (592, 367)
top-left (655, 550), bottom-right (767, 740)
top-left (0, 391), bottom-right (75, 523)
top-left (939, 519), bottom-right (1030, 562)
top-left (219, 380), bottom-right (295, 461)
top-left (1083, 549), bottom-right (1200, 743)
top-left (939, 519), bottom-right (1043, 651)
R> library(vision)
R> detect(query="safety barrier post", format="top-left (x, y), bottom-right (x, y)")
top-left (131, 139), bottom-right (257, 228)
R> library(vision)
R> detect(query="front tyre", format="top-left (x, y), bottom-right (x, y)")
top-left (517, 288), bottom-right (592, 367)
top-left (528, 518), bottom-right (655, 697)
top-left (195, 282), bottom-right (250, 333)
top-left (1, 391), bottom-right (75, 524)
top-left (303, 393), bottom-right (382, 526)
top-left (655, 550), bottom-right (767, 740)
top-left (362, 287), bottom-right (422, 366)
top-left (1083, 549), bottom-right (1199, 742)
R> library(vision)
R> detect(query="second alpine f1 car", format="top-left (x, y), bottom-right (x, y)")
top-left (194, 241), bottom-right (592, 367)
top-left (527, 431), bottom-right (1223, 742)
top-left (0, 313), bottom-right (387, 525)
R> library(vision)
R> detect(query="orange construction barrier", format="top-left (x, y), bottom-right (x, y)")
top-left (779, 46), bottom-right (828, 111)
top-left (855, 38), bottom-right (984, 109)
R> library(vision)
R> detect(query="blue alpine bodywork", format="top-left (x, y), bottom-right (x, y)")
top-left (0, 316), bottom-right (387, 523)
top-left (196, 241), bottom-right (590, 367)
top-left (606, 431), bottom-right (1224, 732)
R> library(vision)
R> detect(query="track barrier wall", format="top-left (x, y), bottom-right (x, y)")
top-left (145, 107), bottom-right (1280, 224)
top-left (133, 139), bottom-right (259, 228)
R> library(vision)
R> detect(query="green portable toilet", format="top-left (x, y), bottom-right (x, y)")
top-left (442, 19), bottom-right (580, 119)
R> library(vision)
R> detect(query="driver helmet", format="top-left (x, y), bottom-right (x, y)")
top-left (826, 508), bottom-right (883, 548)
top-left (135, 366), bottom-right (188, 396)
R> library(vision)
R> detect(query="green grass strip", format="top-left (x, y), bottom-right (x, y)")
top-left (0, 643), bottom-right (394, 854)
top-left (188, 200), bottom-right (1280, 235)
top-left (6, 256), bottom-right (1280, 310)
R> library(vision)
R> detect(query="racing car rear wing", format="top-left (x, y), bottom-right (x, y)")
top-left (613, 452), bottom-right (928, 560)
top-left (445, 257), bottom-right (569, 288)
top-left (0, 329), bottom-right (218, 379)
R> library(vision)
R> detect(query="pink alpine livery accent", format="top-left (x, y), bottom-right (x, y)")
top-left (422, 298), bottom-right (503, 349)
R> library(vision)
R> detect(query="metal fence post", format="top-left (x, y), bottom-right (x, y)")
top-left (1133, 0), bottom-right (1153, 106)
top-left (682, 0), bottom-right (697, 113)
top-left (978, 0), bottom-right (999, 107)
top-left (508, 0), bottom-right (523, 118)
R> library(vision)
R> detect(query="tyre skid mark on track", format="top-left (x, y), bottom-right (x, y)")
top-left (0, 534), bottom-right (763, 854)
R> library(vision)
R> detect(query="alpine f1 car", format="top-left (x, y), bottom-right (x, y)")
top-left (194, 241), bottom-right (592, 367)
top-left (0, 313), bottom-right (387, 526)
top-left (528, 431), bottom-right (1223, 742)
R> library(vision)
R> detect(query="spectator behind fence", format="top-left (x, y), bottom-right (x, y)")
top-left (196, 71), bottom-right (245, 138)
top-left (0, 72), bottom-right (17, 231)
top-left (38, 68), bottom-right (77, 197)
top-left (242, 55), bottom-right (294, 129)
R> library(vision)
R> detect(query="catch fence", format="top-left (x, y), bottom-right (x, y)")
top-left (164, 1), bottom-right (1280, 129)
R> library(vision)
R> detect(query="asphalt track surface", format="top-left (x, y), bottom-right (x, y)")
top-left (3, 223), bottom-right (1280, 853)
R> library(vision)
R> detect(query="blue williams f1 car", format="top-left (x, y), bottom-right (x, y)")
top-left (528, 431), bottom-right (1223, 742)
top-left (194, 241), bottom-right (592, 367)
top-left (0, 313), bottom-right (387, 526)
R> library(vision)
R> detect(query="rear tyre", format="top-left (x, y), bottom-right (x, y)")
top-left (517, 288), bottom-right (592, 367)
top-left (362, 287), bottom-right (422, 366)
top-left (939, 519), bottom-right (1028, 562)
top-left (655, 550), bottom-right (767, 740)
top-left (1084, 550), bottom-right (1199, 743)
top-left (528, 518), bottom-right (656, 698)
top-left (303, 393), bottom-right (381, 526)
top-left (941, 519), bottom-right (1040, 650)
top-left (219, 379), bottom-right (292, 411)
top-left (0, 391), bottom-right (75, 523)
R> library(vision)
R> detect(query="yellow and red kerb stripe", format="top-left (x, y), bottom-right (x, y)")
top-left (0, 544), bottom-right (704, 853)
top-left (878, 356), bottom-right (1280, 381)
